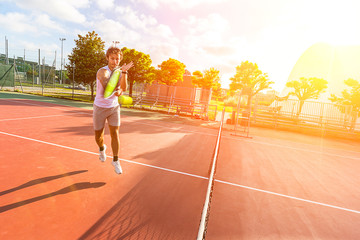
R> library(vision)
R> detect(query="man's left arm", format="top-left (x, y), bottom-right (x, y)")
top-left (115, 62), bottom-right (134, 96)
top-left (120, 71), bottom-right (128, 92)
top-left (114, 72), bottom-right (127, 96)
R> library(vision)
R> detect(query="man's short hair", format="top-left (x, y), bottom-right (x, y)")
top-left (106, 46), bottom-right (123, 59)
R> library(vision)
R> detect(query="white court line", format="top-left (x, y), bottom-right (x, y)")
top-left (0, 130), bottom-right (207, 181)
top-left (0, 98), bottom-right (92, 113)
top-left (2, 98), bottom-right (359, 160)
top-left (0, 130), bottom-right (359, 215)
top-left (227, 136), bottom-right (360, 161)
top-left (215, 179), bottom-right (360, 215)
top-left (0, 113), bottom-right (87, 122)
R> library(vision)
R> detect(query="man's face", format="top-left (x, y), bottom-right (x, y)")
top-left (107, 53), bottom-right (121, 70)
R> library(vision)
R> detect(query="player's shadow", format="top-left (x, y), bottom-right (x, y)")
top-left (120, 108), bottom-right (163, 118)
top-left (50, 118), bottom-right (196, 137)
top-left (121, 108), bottom-right (205, 128)
top-left (0, 170), bottom-right (88, 196)
top-left (61, 107), bottom-right (93, 115)
top-left (118, 118), bottom-right (207, 135)
top-left (119, 120), bottom-right (180, 135)
top-left (51, 124), bottom-right (95, 136)
top-left (0, 170), bottom-right (106, 213)
top-left (0, 181), bottom-right (106, 213)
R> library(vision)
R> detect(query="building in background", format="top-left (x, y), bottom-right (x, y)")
top-left (146, 70), bottom-right (212, 105)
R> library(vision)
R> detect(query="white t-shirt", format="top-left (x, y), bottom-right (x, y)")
top-left (94, 65), bottom-right (120, 108)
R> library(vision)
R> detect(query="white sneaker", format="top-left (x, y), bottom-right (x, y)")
top-left (99, 145), bottom-right (107, 162)
top-left (112, 160), bottom-right (123, 174)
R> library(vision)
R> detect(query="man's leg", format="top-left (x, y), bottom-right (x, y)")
top-left (95, 128), bottom-right (105, 149)
top-left (107, 105), bottom-right (122, 174)
top-left (93, 104), bottom-right (107, 151)
top-left (109, 125), bottom-right (120, 158)
top-left (95, 128), bottom-right (107, 162)
top-left (109, 125), bottom-right (122, 174)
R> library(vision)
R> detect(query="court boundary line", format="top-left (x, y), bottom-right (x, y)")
top-left (233, 138), bottom-right (360, 161)
top-left (0, 130), bottom-right (208, 181)
top-left (0, 113), bottom-right (88, 122)
top-left (215, 179), bottom-right (360, 215)
top-left (0, 130), bottom-right (359, 215)
top-left (0, 98), bottom-right (79, 112)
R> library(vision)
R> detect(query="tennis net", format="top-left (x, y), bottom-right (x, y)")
top-left (197, 108), bottom-right (225, 240)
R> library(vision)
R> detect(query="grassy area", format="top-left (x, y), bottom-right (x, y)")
top-left (5, 87), bottom-right (94, 103)
top-left (42, 91), bottom-right (94, 102)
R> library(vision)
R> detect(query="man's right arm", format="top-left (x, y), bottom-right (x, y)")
top-left (96, 69), bottom-right (110, 89)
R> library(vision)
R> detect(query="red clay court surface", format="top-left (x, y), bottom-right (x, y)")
top-left (0, 95), bottom-right (360, 239)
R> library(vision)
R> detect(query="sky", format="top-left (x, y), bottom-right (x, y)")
top-left (1, 0), bottom-right (360, 91)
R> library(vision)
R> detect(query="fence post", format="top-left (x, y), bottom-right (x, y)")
top-left (319, 102), bottom-right (324, 127)
top-left (253, 95), bottom-right (258, 123)
top-left (13, 58), bottom-right (16, 92)
top-left (72, 63), bottom-right (75, 99)
top-left (168, 94), bottom-right (173, 114)
top-left (42, 57), bottom-right (45, 96)
top-left (352, 110), bottom-right (358, 132)
top-left (54, 51), bottom-right (56, 88)
top-left (274, 98), bottom-right (278, 127)
top-left (38, 49), bottom-right (41, 87)
top-left (32, 64), bottom-right (35, 87)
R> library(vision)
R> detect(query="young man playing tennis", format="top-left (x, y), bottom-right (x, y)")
top-left (93, 46), bottom-right (133, 174)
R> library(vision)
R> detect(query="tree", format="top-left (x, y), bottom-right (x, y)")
top-left (329, 78), bottom-right (360, 111)
top-left (192, 67), bottom-right (222, 99)
top-left (22, 63), bottom-right (32, 74)
top-left (229, 61), bottom-right (273, 108)
top-left (66, 31), bottom-right (107, 100)
top-left (212, 81), bottom-right (222, 100)
top-left (329, 78), bottom-right (360, 130)
top-left (26, 66), bottom-right (37, 81)
top-left (286, 77), bottom-right (328, 117)
top-left (157, 58), bottom-right (186, 86)
top-left (191, 70), bottom-right (204, 87)
top-left (121, 47), bottom-right (156, 97)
